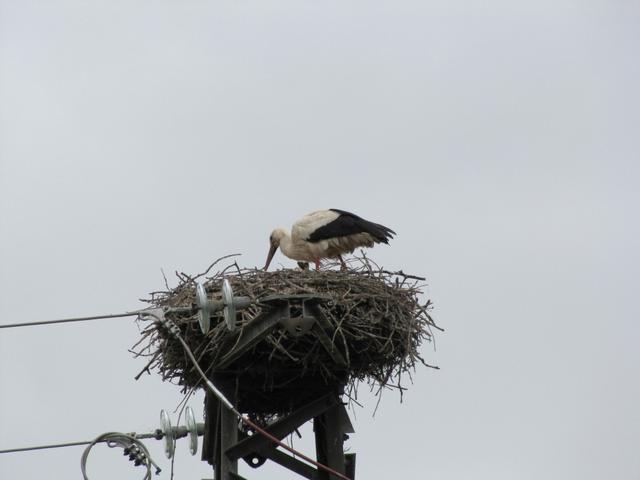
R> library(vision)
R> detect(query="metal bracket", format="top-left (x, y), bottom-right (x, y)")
top-left (279, 300), bottom-right (317, 336)
top-left (218, 294), bottom-right (348, 369)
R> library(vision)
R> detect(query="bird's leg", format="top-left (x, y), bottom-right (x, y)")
top-left (315, 259), bottom-right (321, 271)
top-left (338, 255), bottom-right (348, 271)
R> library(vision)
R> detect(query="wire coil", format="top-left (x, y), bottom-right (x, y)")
top-left (80, 432), bottom-right (161, 480)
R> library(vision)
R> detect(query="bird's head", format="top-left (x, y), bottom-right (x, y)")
top-left (263, 228), bottom-right (287, 271)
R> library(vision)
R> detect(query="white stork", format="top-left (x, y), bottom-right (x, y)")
top-left (263, 209), bottom-right (395, 271)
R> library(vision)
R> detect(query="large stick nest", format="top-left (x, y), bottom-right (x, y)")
top-left (133, 255), bottom-right (440, 414)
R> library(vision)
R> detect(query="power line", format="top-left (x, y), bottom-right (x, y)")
top-left (0, 311), bottom-right (144, 330)
top-left (0, 440), bottom-right (95, 454)
top-left (0, 431), bottom-right (161, 455)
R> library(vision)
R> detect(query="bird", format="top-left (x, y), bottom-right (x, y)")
top-left (263, 209), bottom-right (395, 271)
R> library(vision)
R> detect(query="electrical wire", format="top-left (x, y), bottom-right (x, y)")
top-left (0, 440), bottom-right (96, 454)
top-left (0, 311), bottom-right (143, 329)
top-left (140, 311), bottom-right (352, 480)
top-left (0, 431), bottom-right (161, 455)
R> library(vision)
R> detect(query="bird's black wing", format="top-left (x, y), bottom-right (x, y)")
top-left (307, 209), bottom-right (396, 244)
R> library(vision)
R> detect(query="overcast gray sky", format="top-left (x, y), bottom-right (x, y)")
top-left (1, 1), bottom-right (639, 479)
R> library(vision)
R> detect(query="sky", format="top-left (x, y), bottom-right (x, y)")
top-left (1, 1), bottom-right (639, 479)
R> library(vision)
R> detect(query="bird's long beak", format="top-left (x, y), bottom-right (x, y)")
top-left (263, 244), bottom-right (278, 271)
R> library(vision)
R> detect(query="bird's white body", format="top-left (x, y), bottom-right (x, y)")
top-left (264, 209), bottom-right (395, 270)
